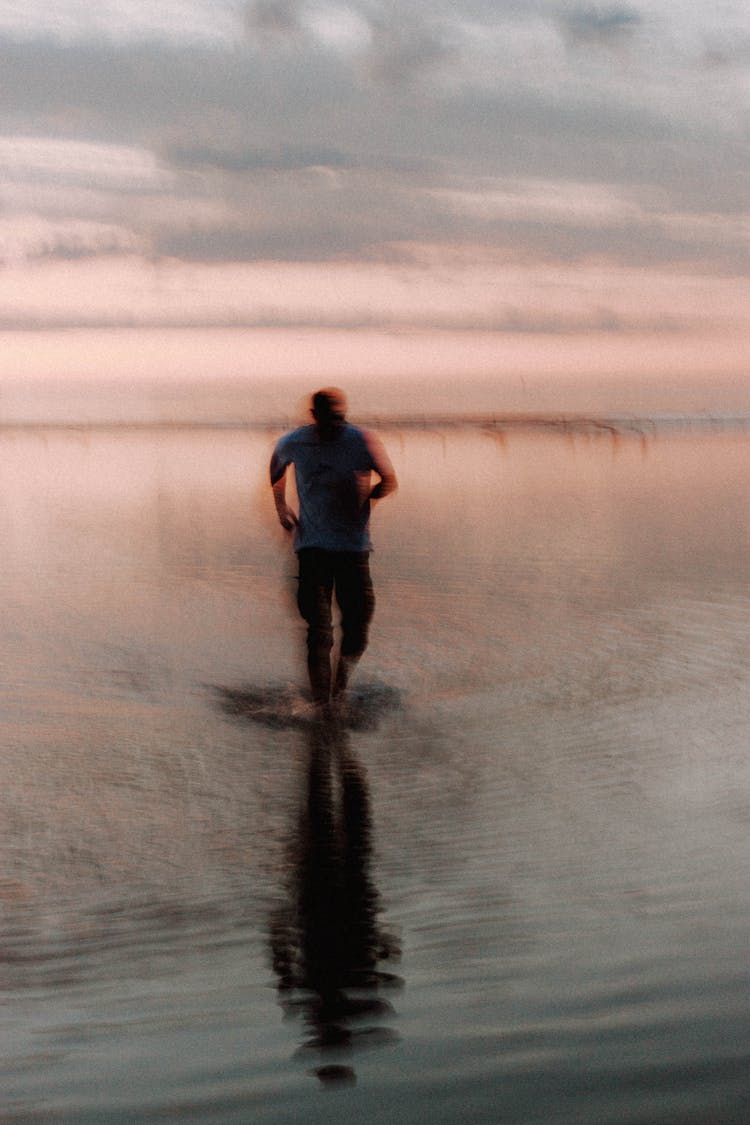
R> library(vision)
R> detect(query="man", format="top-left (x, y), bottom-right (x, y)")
top-left (270, 388), bottom-right (397, 710)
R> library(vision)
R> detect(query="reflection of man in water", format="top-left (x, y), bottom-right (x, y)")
top-left (270, 720), bottom-right (401, 1082)
top-left (270, 388), bottom-right (397, 709)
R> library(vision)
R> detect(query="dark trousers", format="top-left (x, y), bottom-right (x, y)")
top-left (297, 549), bottom-right (375, 703)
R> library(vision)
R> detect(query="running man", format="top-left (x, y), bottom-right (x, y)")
top-left (270, 388), bottom-right (397, 710)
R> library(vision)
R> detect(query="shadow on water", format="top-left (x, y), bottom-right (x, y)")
top-left (268, 718), bottom-right (402, 1087)
top-left (212, 680), bottom-right (403, 732)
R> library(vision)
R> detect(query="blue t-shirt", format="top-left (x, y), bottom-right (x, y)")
top-left (271, 424), bottom-right (383, 552)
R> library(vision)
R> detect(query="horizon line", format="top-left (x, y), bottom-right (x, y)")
top-left (1, 411), bottom-right (750, 436)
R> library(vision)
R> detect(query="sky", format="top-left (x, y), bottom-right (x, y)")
top-left (0, 0), bottom-right (749, 412)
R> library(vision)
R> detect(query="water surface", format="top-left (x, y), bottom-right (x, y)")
top-left (1, 425), bottom-right (749, 1123)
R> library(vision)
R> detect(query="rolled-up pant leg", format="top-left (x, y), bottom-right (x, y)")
top-left (297, 549), bottom-right (335, 703)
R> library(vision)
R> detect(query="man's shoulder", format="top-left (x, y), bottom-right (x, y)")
top-left (341, 422), bottom-right (370, 445)
top-left (275, 424), bottom-right (317, 450)
top-left (344, 424), bottom-right (388, 458)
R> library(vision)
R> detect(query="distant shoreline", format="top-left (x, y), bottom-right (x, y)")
top-left (1, 413), bottom-right (750, 436)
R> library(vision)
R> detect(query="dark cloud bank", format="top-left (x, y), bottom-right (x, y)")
top-left (0, 1), bottom-right (747, 273)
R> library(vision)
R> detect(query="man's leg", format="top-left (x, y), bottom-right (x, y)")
top-left (297, 550), bottom-right (335, 706)
top-left (333, 552), bottom-right (375, 696)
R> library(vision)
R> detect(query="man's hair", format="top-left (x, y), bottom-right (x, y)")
top-left (312, 387), bottom-right (347, 419)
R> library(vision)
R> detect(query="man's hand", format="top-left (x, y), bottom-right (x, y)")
top-left (271, 465), bottom-right (298, 531)
top-left (276, 503), bottom-right (298, 531)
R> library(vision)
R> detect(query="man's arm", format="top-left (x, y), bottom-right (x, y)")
top-left (365, 432), bottom-right (398, 501)
top-left (270, 448), bottom-right (298, 531)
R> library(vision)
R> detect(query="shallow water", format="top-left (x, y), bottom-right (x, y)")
top-left (1, 425), bottom-right (749, 1122)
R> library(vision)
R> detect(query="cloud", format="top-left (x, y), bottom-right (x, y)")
top-left (0, 0), bottom-right (242, 47)
top-left (245, 0), bottom-right (302, 35)
top-left (366, 14), bottom-right (457, 84)
top-left (153, 224), bottom-right (365, 262)
top-left (1, 251), bottom-right (748, 338)
top-left (303, 5), bottom-right (371, 51)
top-left (164, 141), bottom-right (357, 173)
top-left (701, 35), bottom-right (750, 69)
top-left (0, 35), bottom-right (368, 138)
top-left (431, 178), bottom-right (646, 227)
top-left (0, 0), bottom-right (746, 349)
top-left (559, 4), bottom-right (642, 47)
top-left (0, 215), bottom-right (144, 265)
top-left (0, 136), bottom-right (171, 193)
top-left (0, 25), bottom-right (741, 186)
top-left (1, 123), bottom-right (744, 276)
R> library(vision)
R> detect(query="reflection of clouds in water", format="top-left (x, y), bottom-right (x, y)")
top-left (269, 719), bottom-right (402, 1084)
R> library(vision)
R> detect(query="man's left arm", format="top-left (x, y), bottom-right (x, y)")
top-left (364, 432), bottom-right (398, 501)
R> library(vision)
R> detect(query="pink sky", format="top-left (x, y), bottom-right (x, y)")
top-left (1, 250), bottom-right (748, 401)
top-left (0, 2), bottom-right (748, 411)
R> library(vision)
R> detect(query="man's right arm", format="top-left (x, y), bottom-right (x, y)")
top-left (270, 446), bottom-right (298, 531)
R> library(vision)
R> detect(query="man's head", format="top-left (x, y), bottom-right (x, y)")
top-left (311, 387), bottom-right (347, 436)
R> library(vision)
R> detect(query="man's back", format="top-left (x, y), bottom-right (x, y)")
top-left (271, 421), bottom-right (394, 552)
